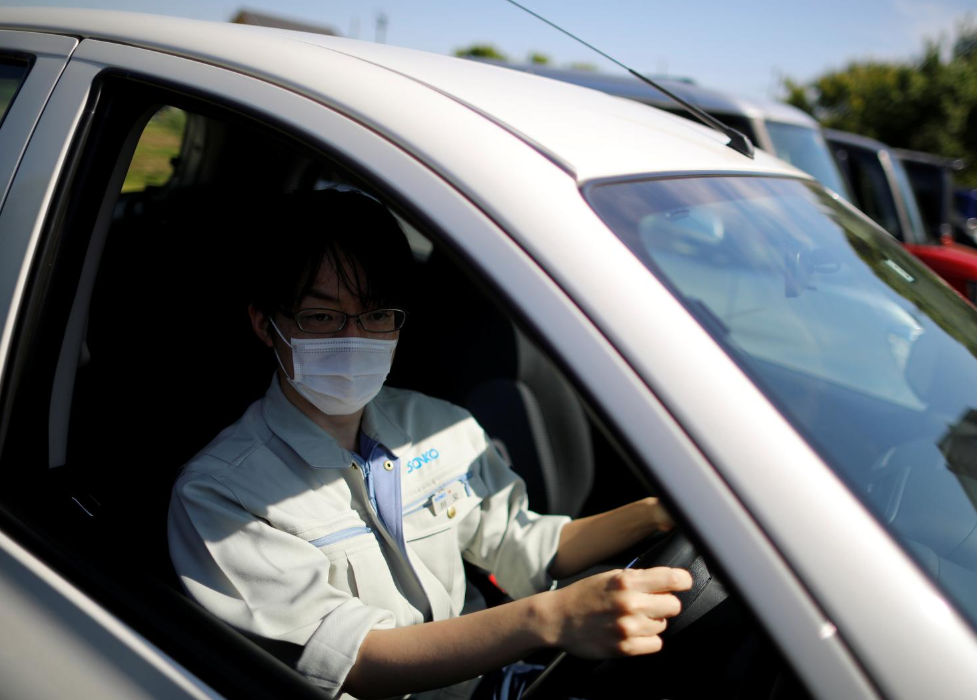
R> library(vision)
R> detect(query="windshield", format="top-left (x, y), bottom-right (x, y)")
top-left (766, 121), bottom-right (851, 200)
top-left (587, 175), bottom-right (977, 630)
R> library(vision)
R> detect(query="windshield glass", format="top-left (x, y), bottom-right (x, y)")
top-left (766, 121), bottom-right (851, 200)
top-left (587, 175), bottom-right (977, 630)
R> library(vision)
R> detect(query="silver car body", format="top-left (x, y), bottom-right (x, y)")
top-left (0, 8), bottom-right (974, 699)
top-left (494, 62), bottom-right (850, 197)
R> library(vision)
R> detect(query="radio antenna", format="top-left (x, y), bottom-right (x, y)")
top-left (502, 0), bottom-right (755, 158)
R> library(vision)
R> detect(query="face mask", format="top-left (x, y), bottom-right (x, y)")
top-left (269, 319), bottom-right (397, 415)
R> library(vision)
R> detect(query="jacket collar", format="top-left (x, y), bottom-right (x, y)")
top-left (261, 375), bottom-right (412, 468)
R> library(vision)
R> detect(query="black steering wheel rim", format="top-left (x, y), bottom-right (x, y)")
top-left (522, 530), bottom-right (728, 700)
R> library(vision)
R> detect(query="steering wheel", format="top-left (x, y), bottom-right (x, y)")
top-left (522, 530), bottom-right (728, 700)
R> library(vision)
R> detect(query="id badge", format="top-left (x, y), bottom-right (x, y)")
top-left (428, 478), bottom-right (471, 515)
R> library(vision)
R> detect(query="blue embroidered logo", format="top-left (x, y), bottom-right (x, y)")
top-left (406, 448), bottom-right (440, 474)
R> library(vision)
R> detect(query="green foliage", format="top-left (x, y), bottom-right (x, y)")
top-left (568, 62), bottom-right (598, 72)
top-left (784, 19), bottom-right (977, 185)
top-left (453, 44), bottom-right (508, 61)
top-left (122, 106), bottom-right (187, 193)
top-left (528, 52), bottom-right (550, 65)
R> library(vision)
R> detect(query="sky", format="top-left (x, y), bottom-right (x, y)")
top-left (6, 0), bottom-right (977, 99)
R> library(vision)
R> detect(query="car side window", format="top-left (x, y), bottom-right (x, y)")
top-left (0, 76), bottom-right (385, 700)
top-left (0, 57), bottom-right (29, 126)
top-left (840, 144), bottom-right (903, 239)
top-left (122, 106), bottom-right (187, 193)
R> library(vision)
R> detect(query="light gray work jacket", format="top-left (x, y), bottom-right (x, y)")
top-left (168, 377), bottom-right (569, 698)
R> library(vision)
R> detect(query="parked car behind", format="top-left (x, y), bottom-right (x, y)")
top-left (955, 186), bottom-right (977, 241)
top-left (3, 8), bottom-right (977, 700)
top-left (892, 147), bottom-right (969, 244)
top-left (827, 129), bottom-right (977, 303)
top-left (495, 63), bottom-right (852, 199)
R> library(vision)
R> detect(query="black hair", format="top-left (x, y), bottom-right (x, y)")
top-left (245, 188), bottom-right (414, 317)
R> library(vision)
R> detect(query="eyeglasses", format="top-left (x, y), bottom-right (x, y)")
top-left (283, 307), bottom-right (407, 334)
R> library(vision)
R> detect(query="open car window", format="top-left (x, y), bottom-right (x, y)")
top-left (0, 66), bottom-right (815, 700)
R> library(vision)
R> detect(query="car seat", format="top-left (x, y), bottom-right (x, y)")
top-left (390, 251), bottom-right (595, 518)
top-left (64, 185), bottom-right (272, 586)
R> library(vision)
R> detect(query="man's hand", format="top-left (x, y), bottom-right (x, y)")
top-left (643, 496), bottom-right (675, 532)
top-left (538, 566), bottom-right (693, 658)
top-left (345, 566), bottom-right (692, 697)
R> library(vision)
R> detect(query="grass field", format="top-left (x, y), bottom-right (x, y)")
top-left (122, 107), bottom-right (187, 193)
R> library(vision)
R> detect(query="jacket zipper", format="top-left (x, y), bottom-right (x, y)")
top-left (348, 459), bottom-right (431, 618)
top-left (309, 526), bottom-right (374, 548)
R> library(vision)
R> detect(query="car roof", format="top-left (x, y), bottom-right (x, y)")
top-left (484, 62), bottom-right (820, 127)
top-left (824, 129), bottom-right (892, 154)
top-left (891, 147), bottom-right (965, 171)
top-left (0, 8), bottom-right (805, 182)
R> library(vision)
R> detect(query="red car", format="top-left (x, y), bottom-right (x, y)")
top-left (827, 129), bottom-right (977, 303)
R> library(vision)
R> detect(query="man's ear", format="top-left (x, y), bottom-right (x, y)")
top-left (248, 304), bottom-right (275, 348)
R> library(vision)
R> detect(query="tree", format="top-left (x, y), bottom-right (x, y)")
top-left (453, 44), bottom-right (508, 62)
top-left (784, 20), bottom-right (977, 185)
top-left (528, 52), bottom-right (550, 65)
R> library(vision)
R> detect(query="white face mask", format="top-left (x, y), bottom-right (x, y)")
top-left (269, 319), bottom-right (397, 415)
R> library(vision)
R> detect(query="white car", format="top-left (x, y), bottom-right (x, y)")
top-left (1, 8), bottom-right (977, 700)
top-left (493, 62), bottom-right (851, 201)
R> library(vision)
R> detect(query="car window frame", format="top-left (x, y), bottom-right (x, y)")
top-left (0, 30), bottom-right (77, 214)
top-left (0, 30), bottom-right (76, 376)
top-left (0, 37), bottom-right (892, 700)
top-left (876, 148), bottom-right (925, 245)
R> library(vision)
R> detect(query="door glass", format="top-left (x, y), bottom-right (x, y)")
top-left (837, 143), bottom-right (903, 240)
top-left (902, 160), bottom-right (947, 241)
top-left (0, 58), bottom-right (30, 127)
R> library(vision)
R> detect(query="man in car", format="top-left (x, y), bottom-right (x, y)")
top-left (168, 188), bottom-right (692, 699)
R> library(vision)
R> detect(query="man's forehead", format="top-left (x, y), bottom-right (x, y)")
top-left (299, 272), bottom-right (370, 311)
top-left (304, 255), bottom-right (365, 300)
top-left (289, 248), bottom-right (385, 312)
top-left (302, 287), bottom-right (342, 304)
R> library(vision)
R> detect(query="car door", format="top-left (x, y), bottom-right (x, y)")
top-left (0, 29), bottom-right (221, 700)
